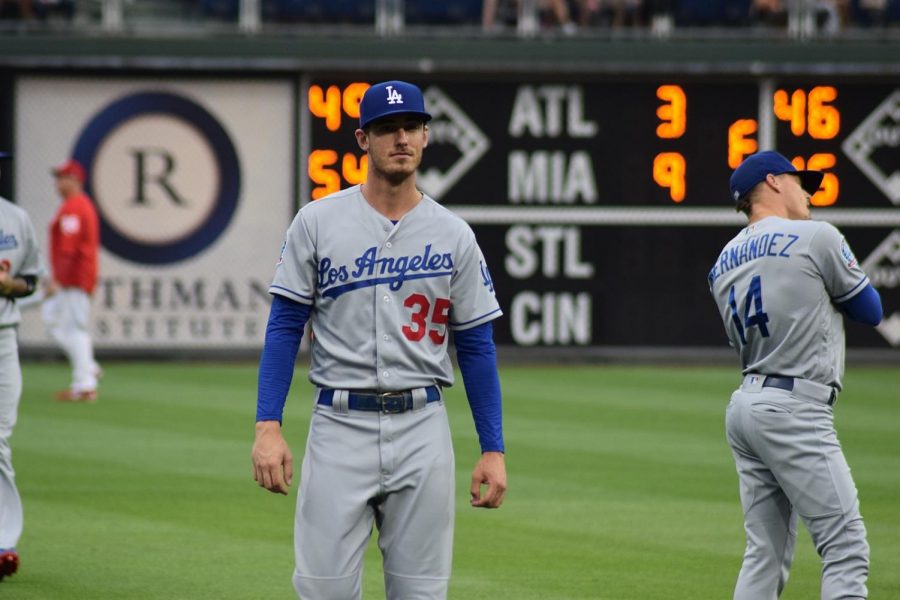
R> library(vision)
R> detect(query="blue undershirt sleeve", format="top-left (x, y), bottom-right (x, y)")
top-left (454, 321), bottom-right (504, 453)
top-left (256, 295), bottom-right (311, 423)
top-left (838, 283), bottom-right (882, 327)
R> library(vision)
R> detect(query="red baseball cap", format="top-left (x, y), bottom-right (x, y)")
top-left (51, 159), bottom-right (86, 184)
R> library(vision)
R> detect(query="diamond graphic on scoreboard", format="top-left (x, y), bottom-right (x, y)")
top-left (417, 87), bottom-right (489, 200)
top-left (860, 229), bottom-right (900, 346)
top-left (841, 90), bottom-right (900, 205)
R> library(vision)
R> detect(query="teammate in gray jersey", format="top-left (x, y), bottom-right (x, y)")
top-left (709, 151), bottom-right (883, 600)
top-left (252, 81), bottom-right (507, 599)
top-left (0, 152), bottom-right (44, 582)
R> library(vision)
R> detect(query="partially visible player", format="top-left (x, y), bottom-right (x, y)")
top-left (0, 151), bottom-right (44, 581)
top-left (251, 80), bottom-right (507, 599)
top-left (44, 159), bottom-right (101, 402)
top-left (708, 150), bottom-right (882, 600)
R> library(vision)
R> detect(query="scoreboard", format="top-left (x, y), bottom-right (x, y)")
top-left (302, 75), bottom-right (900, 349)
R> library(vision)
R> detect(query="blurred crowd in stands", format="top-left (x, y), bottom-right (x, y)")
top-left (484, 0), bottom-right (900, 31)
top-left (0, 0), bottom-right (74, 21)
top-left (1, 0), bottom-right (898, 31)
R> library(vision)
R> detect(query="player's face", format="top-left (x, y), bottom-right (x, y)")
top-left (780, 174), bottom-right (812, 220)
top-left (55, 175), bottom-right (78, 199)
top-left (356, 116), bottom-right (428, 185)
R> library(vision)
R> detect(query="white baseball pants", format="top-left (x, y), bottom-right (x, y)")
top-left (292, 399), bottom-right (455, 600)
top-left (42, 288), bottom-right (98, 393)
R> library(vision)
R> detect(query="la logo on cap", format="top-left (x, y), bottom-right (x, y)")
top-left (386, 86), bottom-right (403, 105)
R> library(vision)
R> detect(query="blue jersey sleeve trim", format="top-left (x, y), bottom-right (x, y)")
top-left (832, 277), bottom-right (869, 304)
top-left (269, 285), bottom-right (314, 304)
top-left (450, 307), bottom-right (503, 330)
top-left (454, 321), bottom-right (504, 453)
top-left (256, 295), bottom-right (311, 422)
top-left (837, 283), bottom-right (882, 327)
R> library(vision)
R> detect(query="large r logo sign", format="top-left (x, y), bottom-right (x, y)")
top-left (130, 148), bottom-right (189, 207)
top-left (72, 91), bottom-right (241, 265)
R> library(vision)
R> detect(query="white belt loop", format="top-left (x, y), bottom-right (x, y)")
top-left (741, 374), bottom-right (765, 393)
top-left (792, 379), bottom-right (838, 406)
top-left (332, 390), bottom-right (350, 414)
top-left (411, 387), bottom-right (427, 410)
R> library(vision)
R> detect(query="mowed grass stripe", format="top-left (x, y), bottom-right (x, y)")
top-left (7, 363), bottom-right (899, 599)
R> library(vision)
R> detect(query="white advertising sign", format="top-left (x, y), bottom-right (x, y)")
top-left (15, 77), bottom-right (295, 350)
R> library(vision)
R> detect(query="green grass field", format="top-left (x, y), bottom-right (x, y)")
top-left (5, 362), bottom-right (900, 599)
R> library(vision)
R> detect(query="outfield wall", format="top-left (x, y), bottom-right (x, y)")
top-left (1, 36), bottom-right (897, 358)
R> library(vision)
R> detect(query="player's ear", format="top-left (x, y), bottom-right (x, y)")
top-left (422, 124), bottom-right (428, 148)
top-left (355, 128), bottom-right (369, 152)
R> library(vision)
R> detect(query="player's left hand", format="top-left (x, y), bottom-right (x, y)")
top-left (470, 451), bottom-right (507, 509)
top-left (0, 263), bottom-right (12, 296)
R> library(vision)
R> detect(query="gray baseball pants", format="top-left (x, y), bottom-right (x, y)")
top-left (292, 396), bottom-right (455, 600)
top-left (726, 375), bottom-right (868, 600)
top-left (0, 327), bottom-right (24, 550)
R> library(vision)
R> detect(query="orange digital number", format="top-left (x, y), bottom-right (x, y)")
top-left (656, 85), bottom-right (687, 139)
top-left (342, 153), bottom-right (368, 185)
top-left (791, 154), bottom-right (838, 206)
top-left (807, 86), bottom-right (839, 140)
top-left (774, 87), bottom-right (839, 139)
top-left (342, 82), bottom-right (371, 120)
top-left (309, 85), bottom-right (342, 132)
top-left (774, 89), bottom-right (807, 137)
top-left (727, 119), bottom-right (758, 169)
top-left (308, 149), bottom-right (340, 200)
top-left (653, 152), bottom-right (686, 202)
top-left (309, 82), bottom-right (372, 131)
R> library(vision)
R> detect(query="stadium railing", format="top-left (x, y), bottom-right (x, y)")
top-left (0, 0), bottom-right (898, 38)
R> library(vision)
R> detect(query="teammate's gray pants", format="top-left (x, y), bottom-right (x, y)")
top-left (0, 327), bottom-right (24, 550)
top-left (293, 398), bottom-right (454, 600)
top-left (726, 376), bottom-right (868, 600)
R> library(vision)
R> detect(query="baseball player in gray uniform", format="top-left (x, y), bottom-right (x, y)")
top-left (252, 81), bottom-right (507, 599)
top-left (0, 151), bottom-right (44, 582)
top-left (709, 151), bottom-right (883, 600)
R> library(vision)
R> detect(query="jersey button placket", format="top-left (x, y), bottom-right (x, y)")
top-left (375, 237), bottom-right (397, 390)
top-left (377, 292), bottom-right (391, 387)
top-left (374, 238), bottom-right (391, 389)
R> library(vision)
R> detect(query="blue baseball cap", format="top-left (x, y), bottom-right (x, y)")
top-left (359, 80), bottom-right (432, 130)
top-left (729, 150), bottom-right (824, 203)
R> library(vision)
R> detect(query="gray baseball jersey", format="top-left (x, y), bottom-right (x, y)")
top-left (708, 216), bottom-right (868, 390)
top-left (1, 196), bottom-right (42, 553)
top-left (0, 197), bottom-right (43, 327)
top-left (270, 184), bottom-right (502, 390)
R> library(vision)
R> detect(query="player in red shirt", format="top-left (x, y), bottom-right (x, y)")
top-left (44, 159), bottom-right (101, 402)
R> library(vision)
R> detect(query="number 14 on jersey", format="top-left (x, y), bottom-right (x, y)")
top-left (728, 275), bottom-right (770, 345)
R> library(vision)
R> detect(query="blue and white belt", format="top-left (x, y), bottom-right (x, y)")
top-left (317, 386), bottom-right (442, 413)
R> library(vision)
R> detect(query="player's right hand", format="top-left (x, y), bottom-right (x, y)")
top-left (252, 421), bottom-right (294, 495)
